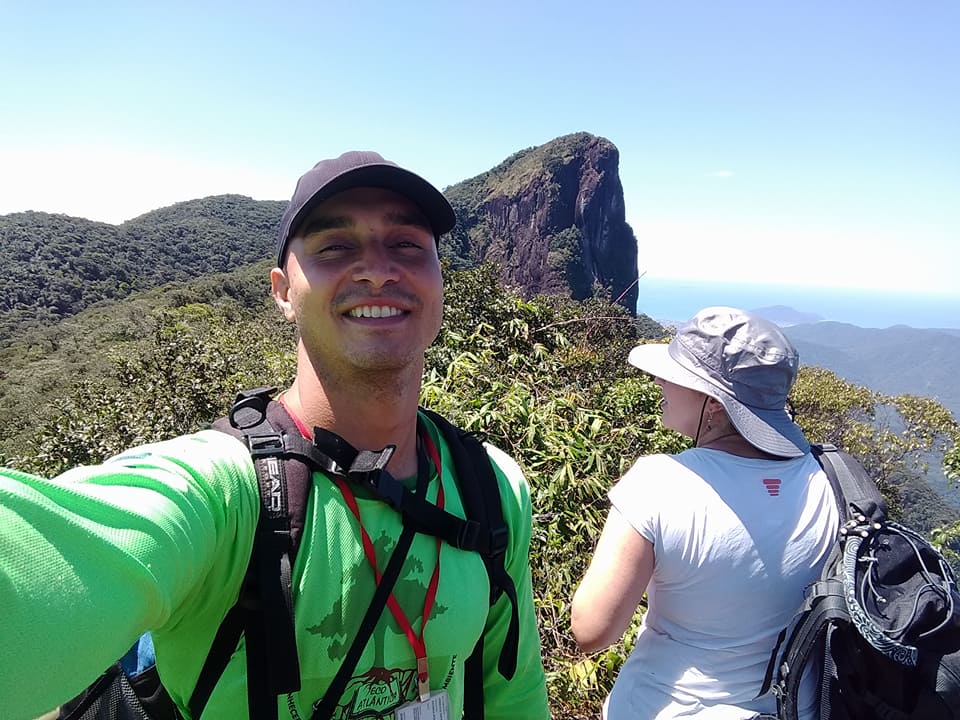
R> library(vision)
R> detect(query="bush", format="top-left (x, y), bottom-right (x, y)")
top-left (10, 265), bottom-right (960, 718)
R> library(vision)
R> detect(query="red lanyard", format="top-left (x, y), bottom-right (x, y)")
top-left (279, 398), bottom-right (442, 698)
top-left (333, 434), bottom-right (442, 698)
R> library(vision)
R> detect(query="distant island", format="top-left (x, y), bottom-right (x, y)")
top-left (634, 276), bottom-right (960, 330)
top-left (750, 305), bottom-right (825, 326)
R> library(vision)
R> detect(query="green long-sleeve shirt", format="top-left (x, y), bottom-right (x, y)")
top-left (0, 417), bottom-right (549, 719)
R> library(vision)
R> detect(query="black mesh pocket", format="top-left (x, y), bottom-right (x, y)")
top-left (58, 663), bottom-right (179, 720)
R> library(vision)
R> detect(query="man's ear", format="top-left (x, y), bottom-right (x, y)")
top-left (270, 266), bottom-right (296, 323)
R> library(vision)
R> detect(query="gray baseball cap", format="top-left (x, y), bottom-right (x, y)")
top-left (628, 306), bottom-right (810, 458)
top-left (275, 151), bottom-right (456, 266)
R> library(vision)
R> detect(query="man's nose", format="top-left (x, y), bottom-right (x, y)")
top-left (351, 244), bottom-right (399, 287)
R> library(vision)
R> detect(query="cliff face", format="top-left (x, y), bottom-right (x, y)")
top-left (443, 133), bottom-right (639, 314)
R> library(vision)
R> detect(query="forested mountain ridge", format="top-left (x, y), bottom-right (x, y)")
top-left (0, 212), bottom-right (125, 338)
top-left (120, 194), bottom-right (284, 283)
top-left (0, 195), bottom-right (284, 343)
top-left (1, 133), bottom-right (638, 345)
top-left (0, 262), bottom-right (277, 458)
top-left (784, 321), bottom-right (960, 419)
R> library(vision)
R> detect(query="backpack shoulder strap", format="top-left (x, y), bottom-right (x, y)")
top-left (766, 445), bottom-right (890, 719)
top-left (419, 409), bottom-right (520, 720)
top-left (212, 386), bottom-right (327, 558)
top-left (812, 443), bottom-right (888, 523)
top-left (191, 387), bottom-right (312, 720)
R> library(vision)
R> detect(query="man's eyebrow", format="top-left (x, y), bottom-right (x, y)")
top-left (299, 215), bottom-right (354, 236)
top-left (299, 209), bottom-right (433, 238)
top-left (384, 210), bottom-right (432, 231)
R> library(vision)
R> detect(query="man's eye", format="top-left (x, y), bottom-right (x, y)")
top-left (393, 234), bottom-right (429, 250)
top-left (316, 241), bottom-right (350, 254)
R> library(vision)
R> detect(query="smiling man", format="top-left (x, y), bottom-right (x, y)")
top-left (0, 152), bottom-right (550, 720)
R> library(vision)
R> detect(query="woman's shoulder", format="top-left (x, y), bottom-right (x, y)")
top-left (626, 449), bottom-right (703, 475)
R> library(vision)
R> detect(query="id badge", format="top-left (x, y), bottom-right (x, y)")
top-left (395, 689), bottom-right (450, 720)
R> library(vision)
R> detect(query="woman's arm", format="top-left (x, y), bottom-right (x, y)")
top-left (571, 506), bottom-right (654, 653)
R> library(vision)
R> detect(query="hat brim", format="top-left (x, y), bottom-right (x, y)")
top-left (628, 343), bottom-right (809, 458)
top-left (278, 163), bottom-right (455, 265)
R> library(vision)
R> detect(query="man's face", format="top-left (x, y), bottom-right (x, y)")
top-left (272, 186), bottom-right (444, 377)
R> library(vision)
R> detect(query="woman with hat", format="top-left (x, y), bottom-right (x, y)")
top-left (572, 306), bottom-right (839, 719)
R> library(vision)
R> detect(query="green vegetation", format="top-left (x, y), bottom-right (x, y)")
top-left (2, 262), bottom-right (958, 718)
top-left (0, 196), bottom-right (284, 343)
top-left (475, 132), bottom-right (600, 199)
top-left (0, 261), bottom-right (278, 462)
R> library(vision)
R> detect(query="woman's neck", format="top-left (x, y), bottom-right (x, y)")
top-left (697, 427), bottom-right (781, 460)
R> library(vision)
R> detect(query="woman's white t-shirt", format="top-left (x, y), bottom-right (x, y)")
top-left (604, 448), bottom-right (838, 719)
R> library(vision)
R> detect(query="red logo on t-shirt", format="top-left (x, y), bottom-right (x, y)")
top-left (763, 478), bottom-right (781, 497)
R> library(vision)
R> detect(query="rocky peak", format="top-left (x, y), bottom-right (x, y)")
top-left (442, 133), bottom-right (639, 314)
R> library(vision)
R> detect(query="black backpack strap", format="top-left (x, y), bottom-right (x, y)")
top-left (772, 580), bottom-right (849, 720)
top-left (190, 388), bottom-right (314, 720)
top-left (313, 426), bottom-right (497, 557)
top-left (308, 440), bottom-right (432, 720)
top-left (812, 443), bottom-right (887, 524)
top-left (767, 445), bottom-right (887, 719)
top-left (419, 409), bottom-right (520, 720)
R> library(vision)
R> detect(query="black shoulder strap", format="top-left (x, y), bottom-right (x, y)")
top-left (765, 445), bottom-right (889, 719)
top-left (191, 395), bottom-right (521, 719)
top-left (191, 387), bottom-right (314, 720)
top-left (419, 409), bottom-right (520, 720)
top-left (811, 443), bottom-right (887, 524)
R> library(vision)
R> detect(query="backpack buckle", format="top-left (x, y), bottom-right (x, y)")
top-left (247, 433), bottom-right (285, 458)
top-left (489, 525), bottom-right (508, 559)
top-left (457, 519), bottom-right (481, 549)
top-left (365, 469), bottom-right (403, 509)
top-left (229, 387), bottom-right (277, 429)
top-left (347, 447), bottom-right (399, 506)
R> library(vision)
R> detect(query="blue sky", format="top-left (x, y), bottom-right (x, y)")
top-left (1, 1), bottom-right (957, 295)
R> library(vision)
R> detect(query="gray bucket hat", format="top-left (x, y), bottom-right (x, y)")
top-left (628, 306), bottom-right (810, 458)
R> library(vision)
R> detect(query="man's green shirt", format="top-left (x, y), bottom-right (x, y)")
top-left (0, 415), bottom-right (549, 719)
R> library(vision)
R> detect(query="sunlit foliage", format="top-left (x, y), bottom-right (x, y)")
top-left (3, 264), bottom-right (958, 718)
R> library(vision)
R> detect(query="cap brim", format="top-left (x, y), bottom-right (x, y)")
top-left (293, 164), bottom-right (454, 238)
top-left (277, 162), bottom-right (456, 266)
top-left (627, 342), bottom-right (809, 458)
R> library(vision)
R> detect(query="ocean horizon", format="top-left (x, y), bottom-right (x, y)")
top-left (635, 277), bottom-right (960, 330)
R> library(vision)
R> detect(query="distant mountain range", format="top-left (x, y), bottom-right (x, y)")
top-left (777, 319), bottom-right (960, 420)
top-left (745, 310), bottom-right (960, 516)
top-left (649, 306), bottom-right (960, 419)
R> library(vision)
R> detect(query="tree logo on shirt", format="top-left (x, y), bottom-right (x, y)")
top-left (307, 531), bottom-right (449, 717)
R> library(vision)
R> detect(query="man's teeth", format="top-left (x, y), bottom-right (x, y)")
top-left (348, 305), bottom-right (403, 318)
